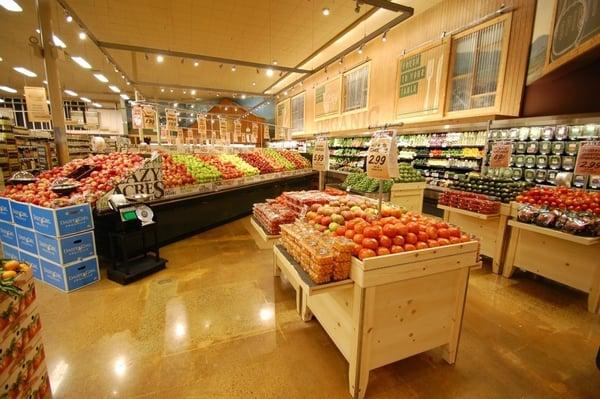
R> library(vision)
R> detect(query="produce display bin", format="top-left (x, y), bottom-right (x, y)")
top-left (250, 216), bottom-right (280, 249)
top-left (273, 241), bottom-right (480, 399)
top-left (390, 182), bottom-right (427, 213)
top-left (15, 226), bottom-right (38, 255)
top-left (503, 203), bottom-right (600, 313)
top-left (438, 203), bottom-right (511, 274)
top-left (30, 203), bottom-right (94, 237)
top-left (0, 221), bottom-right (17, 247)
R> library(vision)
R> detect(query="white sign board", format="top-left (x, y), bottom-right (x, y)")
top-left (24, 86), bottom-right (51, 122)
top-left (312, 138), bottom-right (329, 171)
top-left (366, 130), bottom-right (399, 180)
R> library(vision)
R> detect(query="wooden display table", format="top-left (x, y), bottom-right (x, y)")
top-left (390, 182), bottom-right (427, 213)
top-left (273, 242), bottom-right (480, 398)
top-left (439, 203), bottom-right (511, 274)
top-left (249, 216), bottom-right (280, 249)
top-left (502, 215), bottom-right (600, 314)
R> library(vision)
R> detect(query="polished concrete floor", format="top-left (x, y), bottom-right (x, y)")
top-left (36, 217), bottom-right (600, 398)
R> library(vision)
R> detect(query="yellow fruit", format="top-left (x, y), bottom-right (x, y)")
top-left (18, 264), bottom-right (30, 272)
top-left (2, 271), bottom-right (17, 280)
top-left (3, 260), bottom-right (19, 271)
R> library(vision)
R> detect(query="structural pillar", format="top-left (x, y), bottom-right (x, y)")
top-left (37, 0), bottom-right (69, 165)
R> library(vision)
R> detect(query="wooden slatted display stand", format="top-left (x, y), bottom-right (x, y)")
top-left (438, 203), bottom-right (511, 274)
top-left (502, 204), bottom-right (600, 313)
top-left (273, 241), bottom-right (480, 399)
top-left (390, 182), bottom-right (427, 213)
top-left (249, 216), bottom-right (280, 249)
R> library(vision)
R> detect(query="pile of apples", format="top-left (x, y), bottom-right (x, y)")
top-left (219, 154), bottom-right (260, 176)
top-left (281, 150), bottom-right (310, 169)
top-left (260, 149), bottom-right (295, 170)
top-left (196, 155), bottom-right (243, 179)
top-left (162, 153), bottom-right (197, 188)
top-left (237, 152), bottom-right (275, 174)
top-left (172, 154), bottom-right (221, 183)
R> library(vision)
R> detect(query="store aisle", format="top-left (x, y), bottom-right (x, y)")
top-left (35, 217), bottom-right (600, 398)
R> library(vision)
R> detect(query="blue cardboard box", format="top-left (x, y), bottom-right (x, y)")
top-left (41, 256), bottom-right (99, 292)
top-left (18, 250), bottom-right (43, 280)
top-left (0, 221), bottom-right (18, 247)
top-left (1, 243), bottom-right (19, 259)
top-left (10, 201), bottom-right (33, 229)
top-left (31, 203), bottom-right (93, 237)
top-left (15, 226), bottom-right (38, 254)
top-left (36, 230), bottom-right (96, 265)
top-left (0, 198), bottom-right (12, 223)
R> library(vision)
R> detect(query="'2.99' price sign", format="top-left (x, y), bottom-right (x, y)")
top-left (312, 138), bottom-right (329, 172)
top-left (575, 141), bottom-right (600, 175)
top-left (489, 141), bottom-right (512, 168)
top-left (366, 130), bottom-right (399, 180)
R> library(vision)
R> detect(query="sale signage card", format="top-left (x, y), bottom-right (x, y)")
top-left (490, 141), bottom-right (513, 168)
top-left (312, 138), bottom-right (329, 171)
top-left (366, 131), bottom-right (399, 179)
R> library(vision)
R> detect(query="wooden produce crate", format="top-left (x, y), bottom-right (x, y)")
top-left (502, 206), bottom-right (600, 313)
top-left (390, 182), bottom-right (427, 213)
top-left (438, 202), bottom-right (511, 274)
top-left (273, 241), bottom-right (480, 399)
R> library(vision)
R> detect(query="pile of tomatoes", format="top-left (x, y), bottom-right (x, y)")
top-left (516, 187), bottom-right (600, 215)
top-left (332, 212), bottom-right (471, 260)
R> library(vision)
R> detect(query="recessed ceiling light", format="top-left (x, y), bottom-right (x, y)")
top-left (283, 91), bottom-right (288, 96)
top-left (78, 32), bottom-right (87, 40)
top-left (66, 14), bottom-right (73, 22)
top-left (108, 85), bottom-right (120, 93)
top-left (156, 55), bottom-right (164, 63)
top-left (160, 88), bottom-right (164, 92)
top-left (382, 31), bottom-right (388, 42)
top-left (265, 68), bottom-right (274, 77)
top-left (217, 93), bottom-right (220, 97)
top-left (191, 89), bottom-right (196, 95)
top-left (193, 61), bottom-right (199, 67)
top-left (0, 86), bottom-right (17, 93)
top-left (173, 103), bottom-right (178, 107)
top-left (52, 35), bottom-right (66, 48)
top-left (0, 57), bottom-right (3, 62)
top-left (170, 89), bottom-right (173, 93)
top-left (35, 29), bottom-right (40, 34)
top-left (64, 89), bottom-right (77, 96)
top-left (0, 0), bottom-right (23, 12)
top-left (183, 90), bottom-right (187, 94)
top-left (241, 94), bottom-right (246, 99)
top-left (80, 97), bottom-right (92, 103)
top-left (13, 67), bottom-right (37, 77)
top-left (92, 102), bottom-right (102, 108)
top-left (71, 56), bottom-right (92, 69)
top-left (0, 99), bottom-right (5, 103)
top-left (272, 60), bottom-right (278, 66)
top-left (93, 73), bottom-right (108, 83)
top-left (191, 104), bottom-right (195, 108)
top-left (252, 81), bottom-right (256, 86)
top-left (126, 81), bottom-right (130, 85)
top-left (322, 7), bottom-right (330, 16)
top-left (42, 80), bottom-right (47, 84)
top-left (119, 94), bottom-right (129, 100)
top-left (231, 65), bottom-right (237, 72)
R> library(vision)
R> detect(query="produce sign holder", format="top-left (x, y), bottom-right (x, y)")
top-left (390, 182), bottom-right (427, 214)
top-left (503, 205), bottom-right (600, 313)
top-left (274, 241), bottom-right (480, 399)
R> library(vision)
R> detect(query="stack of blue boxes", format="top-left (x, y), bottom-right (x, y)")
top-left (0, 197), bottom-right (100, 292)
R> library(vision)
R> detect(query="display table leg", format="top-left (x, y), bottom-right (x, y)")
top-left (588, 267), bottom-right (600, 314)
top-left (301, 291), bottom-right (313, 322)
top-left (348, 286), bottom-right (374, 399)
top-left (442, 210), bottom-right (450, 222)
top-left (502, 227), bottom-right (520, 279)
top-left (442, 267), bottom-right (470, 364)
top-left (273, 251), bottom-right (280, 277)
top-left (492, 214), bottom-right (508, 274)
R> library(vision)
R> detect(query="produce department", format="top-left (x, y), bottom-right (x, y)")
top-left (0, 0), bottom-right (599, 398)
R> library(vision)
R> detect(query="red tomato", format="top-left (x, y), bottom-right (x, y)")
top-left (382, 223), bottom-right (397, 238)
top-left (346, 219), bottom-right (358, 230)
top-left (379, 235), bottom-right (392, 248)
top-left (417, 231), bottom-right (429, 242)
top-left (363, 226), bottom-right (378, 238)
top-left (406, 222), bottom-right (420, 234)
top-left (352, 243), bottom-right (362, 256)
top-left (336, 226), bottom-right (346, 236)
top-left (426, 226), bottom-right (438, 240)
top-left (449, 236), bottom-right (461, 244)
top-left (416, 241), bottom-right (428, 250)
top-left (460, 234), bottom-right (470, 243)
top-left (447, 227), bottom-right (461, 238)
top-left (391, 209), bottom-right (402, 218)
top-left (395, 223), bottom-right (409, 236)
top-left (438, 228), bottom-right (450, 239)
top-left (437, 238), bottom-right (450, 246)
top-left (427, 239), bottom-right (439, 247)
top-left (353, 234), bottom-right (364, 245)
top-left (403, 244), bottom-right (416, 251)
top-left (377, 247), bottom-right (391, 256)
top-left (355, 223), bottom-right (367, 234)
top-left (392, 235), bottom-right (405, 246)
top-left (435, 222), bottom-right (449, 229)
top-left (362, 238), bottom-right (379, 250)
top-left (390, 245), bottom-right (404, 253)
top-left (405, 232), bottom-right (418, 245)
top-left (345, 229), bottom-right (355, 239)
top-left (358, 248), bottom-right (376, 260)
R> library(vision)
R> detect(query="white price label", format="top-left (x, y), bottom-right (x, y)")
top-left (312, 138), bottom-right (329, 171)
top-left (366, 130), bottom-right (398, 179)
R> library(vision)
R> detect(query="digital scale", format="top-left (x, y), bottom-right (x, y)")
top-left (106, 194), bottom-right (167, 285)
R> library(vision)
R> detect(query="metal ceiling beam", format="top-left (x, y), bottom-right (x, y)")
top-left (133, 81), bottom-right (269, 98)
top-left (97, 42), bottom-right (312, 74)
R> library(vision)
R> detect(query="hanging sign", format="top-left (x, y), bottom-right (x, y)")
top-left (197, 115), bottom-right (207, 142)
top-left (165, 108), bottom-right (178, 131)
top-left (24, 86), bottom-right (51, 122)
top-left (234, 120), bottom-right (242, 142)
top-left (142, 105), bottom-right (156, 129)
top-left (366, 130), bottom-right (399, 179)
top-left (131, 105), bottom-right (143, 129)
top-left (575, 141), bottom-right (600, 175)
top-left (219, 118), bottom-right (229, 144)
top-left (312, 138), bottom-right (329, 172)
top-left (489, 141), bottom-right (513, 168)
top-left (315, 78), bottom-right (341, 119)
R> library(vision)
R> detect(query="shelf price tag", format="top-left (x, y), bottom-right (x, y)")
top-left (366, 130), bottom-right (398, 179)
top-left (489, 141), bottom-right (512, 168)
top-left (575, 141), bottom-right (600, 175)
top-left (312, 138), bottom-right (329, 171)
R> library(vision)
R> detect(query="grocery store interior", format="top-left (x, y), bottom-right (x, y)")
top-left (0, 0), bottom-right (599, 398)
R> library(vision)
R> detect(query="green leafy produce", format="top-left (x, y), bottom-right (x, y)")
top-left (450, 176), bottom-right (533, 203)
top-left (342, 173), bottom-right (393, 193)
top-left (172, 154), bottom-right (221, 183)
top-left (394, 163), bottom-right (425, 183)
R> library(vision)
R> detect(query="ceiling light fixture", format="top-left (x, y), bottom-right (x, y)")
top-left (160, 88), bottom-right (164, 92)
top-left (358, 44), bottom-right (364, 54)
top-left (13, 67), bottom-right (37, 77)
top-left (93, 73), bottom-right (108, 83)
top-left (92, 102), bottom-right (102, 108)
top-left (265, 68), bottom-right (274, 77)
top-left (108, 85), bottom-right (120, 93)
top-left (52, 35), bottom-right (66, 48)
top-left (217, 93), bottom-right (220, 97)
top-left (241, 94), bottom-right (246, 99)
top-left (322, 7), bottom-right (330, 16)
top-left (382, 31), bottom-right (388, 42)
top-left (173, 103), bottom-right (178, 107)
top-left (78, 32), bottom-right (87, 40)
top-left (126, 81), bottom-right (130, 85)
top-left (35, 29), bottom-right (40, 34)
top-left (71, 56), bottom-right (92, 69)
top-left (231, 65), bottom-right (237, 72)
top-left (170, 89), bottom-right (173, 93)
top-left (66, 14), bottom-right (73, 22)
top-left (194, 61), bottom-right (199, 67)
top-left (0, 0), bottom-right (23, 12)
top-left (0, 86), bottom-right (17, 93)
top-left (191, 89), bottom-right (196, 95)
top-left (156, 55), bottom-right (164, 63)
top-left (252, 81), bottom-right (256, 86)
top-left (283, 91), bottom-right (288, 96)
top-left (272, 60), bottom-right (278, 66)
top-left (42, 80), bottom-right (47, 84)
top-left (63, 89), bottom-right (77, 96)
top-left (119, 94), bottom-right (129, 100)
top-left (183, 90), bottom-right (187, 94)
top-left (80, 97), bottom-right (91, 103)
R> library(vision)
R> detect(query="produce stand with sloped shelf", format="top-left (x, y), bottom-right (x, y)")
top-left (273, 241), bottom-right (480, 399)
top-left (438, 203), bottom-right (511, 274)
top-left (390, 182), bottom-right (427, 213)
top-left (502, 205), bottom-right (600, 313)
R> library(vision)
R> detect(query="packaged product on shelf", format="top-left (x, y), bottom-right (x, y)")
top-left (439, 191), bottom-right (500, 214)
top-left (252, 202), bottom-right (296, 235)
